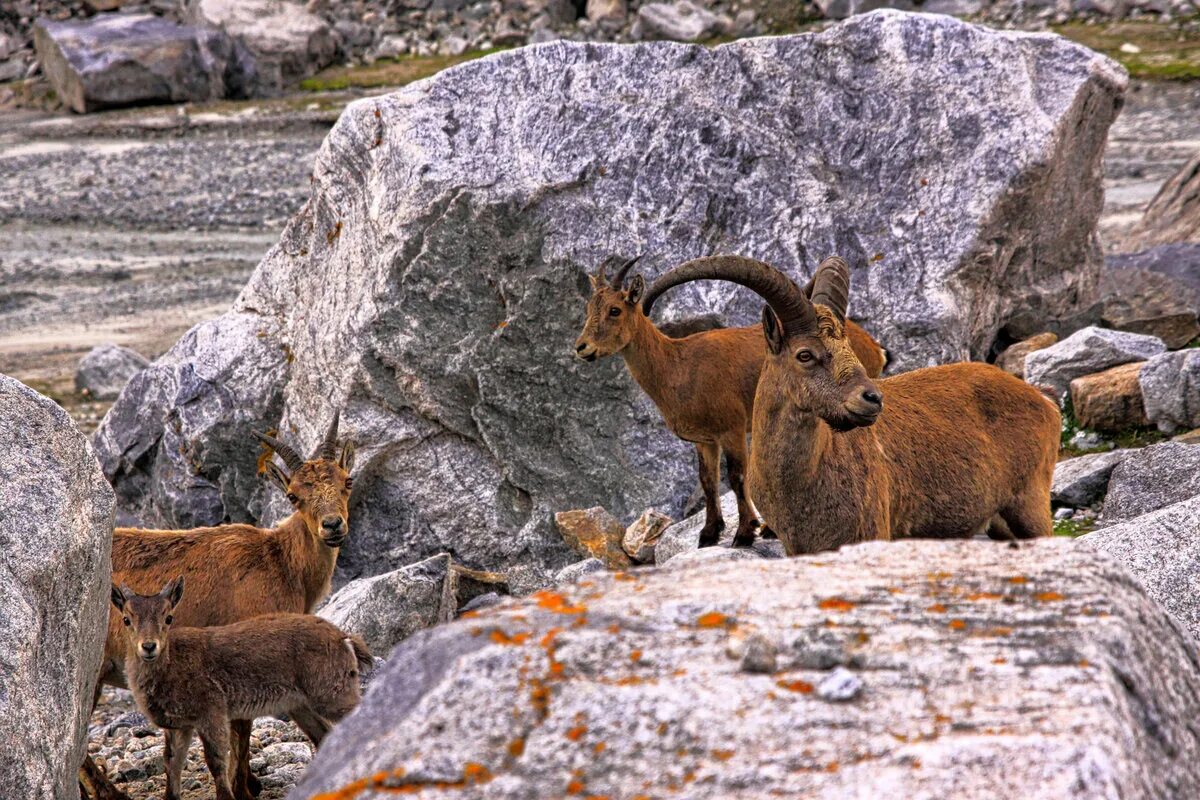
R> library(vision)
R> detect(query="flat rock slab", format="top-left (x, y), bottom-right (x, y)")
top-left (95, 12), bottom-right (1125, 584)
top-left (33, 14), bottom-right (250, 113)
top-left (291, 539), bottom-right (1200, 799)
top-left (1101, 441), bottom-right (1200, 524)
top-left (0, 374), bottom-right (114, 798)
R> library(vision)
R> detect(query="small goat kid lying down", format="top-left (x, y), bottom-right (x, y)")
top-left (111, 578), bottom-right (372, 800)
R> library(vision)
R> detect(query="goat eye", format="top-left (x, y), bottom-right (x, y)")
top-left (122, 617), bottom-right (130, 626)
top-left (345, 478), bottom-right (353, 491)
top-left (796, 350), bottom-right (814, 363)
top-left (287, 493), bottom-right (299, 504)
top-left (165, 615), bottom-right (173, 625)
top-left (608, 307), bottom-right (621, 317)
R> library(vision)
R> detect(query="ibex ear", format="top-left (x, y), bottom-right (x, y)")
top-left (762, 306), bottom-right (786, 355)
top-left (162, 576), bottom-right (185, 607)
top-left (339, 442), bottom-right (356, 472)
top-left (626, 274), bottom-right (645, 308)
top-left (111, 584), bottom-right (126, 611)
top-left (264, 461), bottom-right (289, 494)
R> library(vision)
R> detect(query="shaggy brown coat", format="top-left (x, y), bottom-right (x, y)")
top-left (112, 580), bottom-right (369, 800)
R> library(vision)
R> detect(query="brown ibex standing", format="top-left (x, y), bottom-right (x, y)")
top-left (574, 256), bottom-right (887, 547)
top-left (81, 413), bottom-right (355, 800)
top-left (111, 578), bottom-right (371, 800)
top-left (645, 255), bottom-right (1058, 553)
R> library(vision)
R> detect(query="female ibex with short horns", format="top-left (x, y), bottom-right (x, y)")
top-left (646, 255), bottom-right (1058, 553)
top-left (81, 413), bottom-right (355, 800)
top-left (574, 256), bottom-right (886, 547)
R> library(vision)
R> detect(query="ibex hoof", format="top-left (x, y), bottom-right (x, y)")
top-left (758, 524), bottom-right (778, 540)
top-left (698, 520), bottom-right (724, 547)
top-left (732, 526), bottom-right (758, 548)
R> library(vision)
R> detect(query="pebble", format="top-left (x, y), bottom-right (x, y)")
top-left (817, 667), bottom-right (864, 702)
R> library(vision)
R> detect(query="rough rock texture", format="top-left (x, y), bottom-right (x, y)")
top-left (553, 557), bottom-right (606, 585)
top-left (1101, 441), bottom-right (1200, 525)
top-left (318, 554), bottom-right (455, 658)
top-left (75, 343), bottom-right (150, 401)
top-left (1084, 494), bottom-right (1200, 643)
top-left (188, 0), bottom-right (336, 95)
top-left (94, 14), bottom-right (1126, 583)
top-left (622, 508), bottom-right (672, 562)
top-left (1024, 326), bottom-right (1165, 399)
top-left (1051, 449), bottom-right (1131, 508)
top-left (654, 490), bottom-right (784, 564)
top-left (554, 507), bottom-right (633, 570)
top-left (1099, 267), bottom-right (1200, 349)
top-left (0, 374), bottom-right (114, 799)
top-left (291, 539), bottom-right (1200, 799)
top-left (995, 331), bottom-right (1056, 378)
top-left (1069, 361), bottom-right (1148, 432)
top-left (1140, 348), bottom-right (1200, 433)
top-left (32, 14), bottom-right (250, 114)
top-left (1107, 244), bottom-right (1200, 295)
top-left (1129, 150), bottom-right (1200, 249)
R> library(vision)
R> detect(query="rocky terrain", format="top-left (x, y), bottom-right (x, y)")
top-left (9, 8), bottom-right (1200, 800)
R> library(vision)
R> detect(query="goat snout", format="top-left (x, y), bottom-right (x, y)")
top-left (860, 388), bottom-right (883, 411)
top-left (139, 641), bottom-right (159, 661)
top-left (321, 516), bottom-right (347, 546)
top-left (574, 340), bottom-right (598, 361)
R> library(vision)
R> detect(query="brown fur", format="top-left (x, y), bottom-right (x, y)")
top-left (574, 267), bottom-right (886, 547)
top-left (83, 429), bottom-right (355, 800)
top-left (112, 580), bottom-right (370, 800)
top-left (743, 266), bottom-right (1060, 554)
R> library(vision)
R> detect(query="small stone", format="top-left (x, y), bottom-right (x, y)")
top-left (1068, 430), bottom-right (1111, 452)
top-left (1054, 507), bottom-right (1073, 520)
top-left (75, 343), bottom-right (150, 401)
top-left (554, 558), bottom-right (606, 585)
top-left (738, 633), bottom-right (778, 674)
top-left (996, 332), bottom-right (1058, 379)
top-left (622, 509), bottom-right (672, 563)
top-left (636, 0), bottom-right (730, 41)
top-left (554, 507), bottom-right (633, 569)
top-left (1069, 362), bottom-right (1148, 433)
top-left (817, 667), bottom-right (863, 702)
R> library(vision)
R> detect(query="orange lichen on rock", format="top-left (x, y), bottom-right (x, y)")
top-left (712, 749), bottom-right (735, 761)
top-left (776, 679), bottom-right (814, 693)
top-left (1035, 591), bottom-right (1064, 602)
top-left (948, 619), bottom-right (967, 631)
top-left (566, 725), bottom-right (588, 741)
top-left (926, 603), bottom-right (946, 613)
top-left (818, 597), bottom-right (855, 612)
top-left (1007, 576), bottom-right (1028, 584)
top-left (966, 591), bottom-right (1002, 601)
top-left (534, 591), bottom-right (588, 615)
top-left (507, 738), bottom-right (525, 758)
top-left (696, 611), bottom-right (732, 628)
top-left (490, 629), bottom-right (531, 646)
top-left (630, 650), bottom-right (642, 662)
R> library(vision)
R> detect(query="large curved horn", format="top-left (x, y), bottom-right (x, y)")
top-left (611, 254), bottom-right (642, 289)
top-left (254, 430), bottom-right (304, 472)
top-left (316, 410), bottom-right (340, 461)
top-left (809, 256), bottom-right (850, 322)
top-left (640, 255), bottom-right (817, 335)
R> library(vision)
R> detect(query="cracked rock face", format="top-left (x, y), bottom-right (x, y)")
top-left (291, 539), bottom-right (1200, 799)
top-left (94, 13), bottom-right (1125, 585)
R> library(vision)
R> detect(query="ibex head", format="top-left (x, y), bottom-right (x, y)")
top-left (760, 257), bottom-right (882, 431)
top-left (254, 411), bottom-right (356, 548)
top-left (111, 577), bottom-right (184, 663)
top-left (574, 255), bottom-right (645, 361)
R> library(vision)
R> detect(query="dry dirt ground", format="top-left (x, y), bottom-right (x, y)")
top-left (2, 77), bottom-right (1199, 798)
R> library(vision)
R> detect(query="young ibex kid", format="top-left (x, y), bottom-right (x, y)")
top-left (83, 413), bottom-right (355, 800)
top-left (111, 578), bottom-right (371, 800)
top-left (574, 256), bottom-right (887, 548)
top-left (646, 254), bottom-right (1059, 554)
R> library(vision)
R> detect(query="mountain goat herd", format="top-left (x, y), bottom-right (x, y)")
top-left (82, 251), bottom-right (1060, 800)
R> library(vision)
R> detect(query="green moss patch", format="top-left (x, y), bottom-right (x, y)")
top-left (1053, 21), bottom-right (1200, 81)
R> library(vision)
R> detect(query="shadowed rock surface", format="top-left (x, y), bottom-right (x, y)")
top-left (94, 13), bottom-right (1125, 586)
top-left (290, 539), bottom-right (1200, 799)
top-left (0, 374), bottom-right (114, 798)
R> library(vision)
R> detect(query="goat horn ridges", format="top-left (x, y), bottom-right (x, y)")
top-left (316, 410), bottom-right (340, 461)
top-left (809, 256), bottom-right (850, 322)
top-left (640, 255), bottom-right (817, 335)
top-left (611, 254), bottom-right (643, 289)
top-left (254, 430), bottom-right (305, 471)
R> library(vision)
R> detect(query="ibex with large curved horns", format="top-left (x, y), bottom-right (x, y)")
top-left (648, 255), bottom-right (1058, 553)
top-left (574, 255), bottom-right (887, 547)
top-left (81, 412), bottom-right (355, 800)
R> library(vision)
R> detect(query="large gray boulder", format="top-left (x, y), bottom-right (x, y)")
top-left (1023, 325), bottom-right (1165, 400)
top-left (1100, 441), bottom-right (1200, 524)
top-left (317, 554), bottom-right (455, 658)
top-left (94, 13), bottom-right (1125, 585)
top-left (1051, 449), bottom-right (1132, 508)
top-left (188, 0), bottom-right (336, 94)
top-left (291, 539), bottom-right (1200, 799)
top-left (1083, 493), bottom-right (1200, 643)
top-left (1140, 349), bottom-right (1200, 433)
top-left (75, 343), bottom-right (150, 401)
top-left (0, 375), bottom-right (114, 798)
top-left (32, 14), bottom-right (252, 114)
